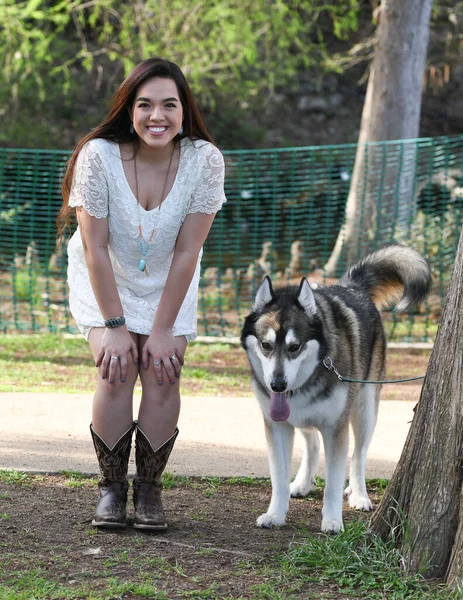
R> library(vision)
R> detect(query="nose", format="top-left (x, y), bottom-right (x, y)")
top-left (270, 376), bottom-right (287, 393)
top-left (151, 106), bottom-right (164, 121)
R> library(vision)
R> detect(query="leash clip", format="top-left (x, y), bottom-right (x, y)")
top-left (323, 356), bottom-right (343, 381)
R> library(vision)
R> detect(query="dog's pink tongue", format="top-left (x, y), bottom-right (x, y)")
top-left (270, 392), bottom-right (290, 421)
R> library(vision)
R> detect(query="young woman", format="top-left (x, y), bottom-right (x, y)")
top-left (57, 58), bottom-right (226, 530)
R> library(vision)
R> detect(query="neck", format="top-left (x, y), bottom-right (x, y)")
top-left (136, 140), bottom-right (177, 164)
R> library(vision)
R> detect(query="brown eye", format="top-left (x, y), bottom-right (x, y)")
top-left (261, 342), bottom-right (272, 351)
top-left (289, 344), bottom-right (301, 353)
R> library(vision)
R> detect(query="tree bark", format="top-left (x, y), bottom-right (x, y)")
top-left (370, 225), bottom-right (463, 584)
top-left (325, 0), bottom-right (433, 275)
top-left (448, 491), bottom-right (463, 587)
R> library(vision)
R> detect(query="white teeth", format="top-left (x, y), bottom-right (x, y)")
top-left (149, 127), bottom-right (167, 133)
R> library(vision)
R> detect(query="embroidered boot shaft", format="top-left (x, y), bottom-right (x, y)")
top-left (90, 422), bottom-right (135, 528)
top-left (133, 424), bottom-right (179, 530)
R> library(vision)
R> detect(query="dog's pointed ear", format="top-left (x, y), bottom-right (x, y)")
top-left (297, 278), bottom-right (317, 316)
top-left (253, 276), bottom-right (274, 312)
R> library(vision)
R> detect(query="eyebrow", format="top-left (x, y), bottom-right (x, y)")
top-left (136, 96), bottom-right (179, 103)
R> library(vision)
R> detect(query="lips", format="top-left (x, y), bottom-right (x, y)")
top-left (147, 126), bottom-right (168, 135)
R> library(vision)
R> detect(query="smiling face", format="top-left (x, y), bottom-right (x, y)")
top-left (130, 77), bottom-right (184, 152)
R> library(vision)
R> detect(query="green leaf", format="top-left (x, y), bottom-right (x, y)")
top-left (21, 0), bottom-right (44, 18)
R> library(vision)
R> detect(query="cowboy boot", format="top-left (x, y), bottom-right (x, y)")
top-left (133, 424), bottom-right (179, 530)
top-left (90, 422), bottom-right (135, 528)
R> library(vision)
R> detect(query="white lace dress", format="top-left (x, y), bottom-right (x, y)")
top-left (67, 137), bottom-right (226, 340)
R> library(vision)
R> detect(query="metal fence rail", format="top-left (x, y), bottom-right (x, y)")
top-left (1, 135), bottom-right (462, 341)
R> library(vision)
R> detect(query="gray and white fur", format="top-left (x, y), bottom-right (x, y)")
top-left (241, 245), bottom-right (431, 533)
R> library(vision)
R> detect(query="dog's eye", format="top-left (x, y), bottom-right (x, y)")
top-left (261, 341), bottom-right (272, 351)
top-left (288, 343), bottom-right (301, 353)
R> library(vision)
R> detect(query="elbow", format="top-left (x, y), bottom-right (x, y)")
top-left (174, 247), bottom-right (201, 264)
top-left (82, 242), bottom-right (108, 259)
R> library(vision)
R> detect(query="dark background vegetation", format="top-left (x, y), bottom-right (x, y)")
top-left (1, 0), bottom-right (462, 152)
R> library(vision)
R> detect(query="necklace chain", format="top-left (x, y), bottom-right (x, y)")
top-left (135, 144), bottom-right (175, 275)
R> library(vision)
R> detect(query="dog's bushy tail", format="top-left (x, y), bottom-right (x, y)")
top-left (339, 245), bottom-right (432, 311)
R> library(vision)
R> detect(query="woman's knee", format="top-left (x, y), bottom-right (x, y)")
top-left (139, 368), bottom-right (180, 401)
top-left (95, 369), bottom-right (138, 400)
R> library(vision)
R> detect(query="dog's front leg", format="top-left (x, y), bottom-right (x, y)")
top-left (290, 427), bottom-right (320, 497)
top-left (320, 424), bottom-right (349, 533)
top-left (257, 419), bottom-right (294, 528)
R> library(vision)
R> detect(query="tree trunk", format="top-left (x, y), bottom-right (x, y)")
top-left (370, 225), bottom-right (463, 584)
top-left (325, 0), bottom-right (433, 276)
top-left (448, 494), bottom-right (463, 587)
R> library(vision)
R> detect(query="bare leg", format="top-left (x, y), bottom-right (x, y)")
top-left (88, 328), bottom-right (139, 447)
top-left (136, 334), bottom-right (188, 449)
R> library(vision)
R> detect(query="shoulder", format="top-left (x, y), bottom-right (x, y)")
top-left (78, 138), bottom-right (118, 162)
top-left (183, 138), bottom-right (224, 166)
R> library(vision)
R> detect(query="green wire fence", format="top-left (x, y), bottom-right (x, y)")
top-left (1, 135), bottom-right (462, 341)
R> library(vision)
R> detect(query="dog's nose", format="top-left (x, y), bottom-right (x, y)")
top-left (270, 378), bottom-right (287, 393)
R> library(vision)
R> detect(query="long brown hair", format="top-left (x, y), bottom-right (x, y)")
top-left (57, 57), bottom-right (215, 239)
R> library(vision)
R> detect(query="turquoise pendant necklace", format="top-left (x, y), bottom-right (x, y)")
top-left (134, 145), bottom-right (175, 276)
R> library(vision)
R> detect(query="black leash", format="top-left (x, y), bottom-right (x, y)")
top-left (323, 356), bottom-right (426, 384)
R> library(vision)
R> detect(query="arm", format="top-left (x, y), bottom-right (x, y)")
top-left (141, 211), bottom-right (216, 383)
top-left (77, 207), bottom-right (138, 381)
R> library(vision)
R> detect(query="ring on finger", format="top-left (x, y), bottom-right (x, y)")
top-left (111, 356), bottom-right (119, 360)
top-left (170, 355), bottom-right (177, 362)
top-left (154, 359), bottom-right (161, 367)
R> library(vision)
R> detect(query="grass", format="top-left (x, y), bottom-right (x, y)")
top-left (281, 519), bottom-right (462, 599)
top-left (0, 469), bottom-right (271, 491)
top-left (0, 469), bottom-right (30, 485)
top-left (0, 571), bottom-right (170, 600)
top-left (0, 472), bottom-right (462, 598)
top-left (0, 333), bottom-right (251, 394)
top-left (0, 333), bottom-right (430, 395)
top-left (384, 319), bottom-right (439, 343)
top-left (12, 269), bottom-right (43, 305)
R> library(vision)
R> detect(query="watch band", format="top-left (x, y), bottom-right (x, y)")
top-left (104, 316), bottom-right (126, 329)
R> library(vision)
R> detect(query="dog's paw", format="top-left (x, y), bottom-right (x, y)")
top-left (348, 493), bottom-right (374, 511)
top-left (256, 513), bottom-right (286, 528)
top-left (290, 478), bottom-right (315, 498)
top-left (321, 518), bottom-right (344, 534)
top-left (344, 485), bottom-right (352, 497)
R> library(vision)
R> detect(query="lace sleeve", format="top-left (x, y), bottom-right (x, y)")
top-left (68, 141), bottom-right (109, 219)
top-left (188, 144), bottom-right (227, 215)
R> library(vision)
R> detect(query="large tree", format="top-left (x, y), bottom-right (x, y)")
top-left (370, 224), bottom-right (463, 586)
top-left (325, 0), bottom-right (433, 276)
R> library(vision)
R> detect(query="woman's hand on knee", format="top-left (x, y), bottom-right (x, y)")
top-left (141, 331), bottom-right (186, 386)
top-left (96, 328), bottom-right (138, 383)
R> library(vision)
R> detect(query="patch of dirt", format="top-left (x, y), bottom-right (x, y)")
top-left (0, 476), bottom-right (383, 599)
top-left (386, 351), bottom-right (430, 378)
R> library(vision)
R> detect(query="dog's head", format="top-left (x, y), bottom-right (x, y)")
top-left (241, 276), bottom-right (325, 420)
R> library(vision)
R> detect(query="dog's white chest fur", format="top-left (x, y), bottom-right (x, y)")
top-left (288, 386), bottom-right (348, 429)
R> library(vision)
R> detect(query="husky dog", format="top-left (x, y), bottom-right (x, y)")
top-left (241, 245), bottom-right (431, 533)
